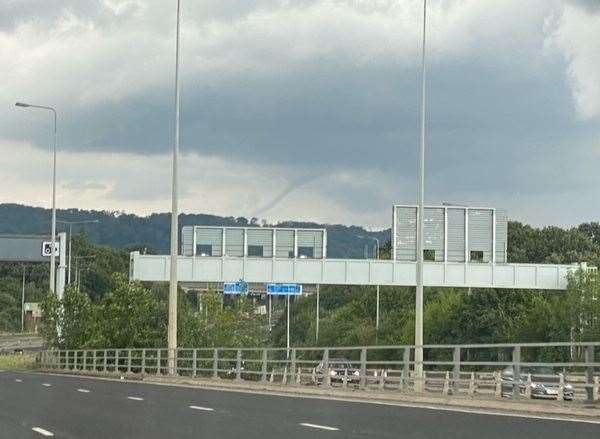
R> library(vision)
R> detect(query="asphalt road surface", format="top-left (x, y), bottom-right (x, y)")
top-left (1, 370), bottom-right (599, 438)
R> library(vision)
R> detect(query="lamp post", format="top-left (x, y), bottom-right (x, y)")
top-left (15, 102), bottom-right (58, 294)
top-left (168, 0), bottom-right (182, 375)
top-left (415, 0), bottom-right (428, 393)
top-left (57, 220), bottom-right (99, 284)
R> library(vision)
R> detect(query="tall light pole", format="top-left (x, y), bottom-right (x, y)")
top-left (415, 0), bottom-right (428, 393)
top-left (16, 102), bottom-right (58, 294)
top-left (57, 219), bottom-right (99, 284)
top-left (168, 0), bottom-right (182, 375)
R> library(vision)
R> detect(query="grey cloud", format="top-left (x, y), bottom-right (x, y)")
top-left (568, 0), bottom-right (600, 13)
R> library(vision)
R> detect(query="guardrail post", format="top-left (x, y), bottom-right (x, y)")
top-left (115, 350), bottom-right (119, 374)
top-left (452, 347), bottom-right (460, 394)
top-left (468, 372), bottom-right (476, 396)
top-left (378, 370), bottom-right (385, 390)
top-left (359, 348), bottom-right (367, 389)
top-left (103, 349), bottom-right (107, 372)
top-left (511, 346), bottom-right (521, 399)
top-left (593, 377), bottom-right (599, 402)
top-left (443, 371), bottom-right (450, 395)
top-left (525, 374), bottom-right (532, 399)
top-left (261, 349), bottom-right (268, 382)
top-left (494, 371), bottom-right (502, 398)
top-left (141, 349), bottom-right (146, 375)
top-left (156, 349), bottom-right (161, 375)
top-left (558, 373), bottom-right (565, 402)
top-left (585, 345), bottom-right (595, 402)
top-left (235, 350), bottom-right (242, 381)
top-left (83, 350), bottom-right (87, 371)
top-left (323, 348), bottom-right (330, 387)
top-left (343, 369), bottom-right (348, 389)
top-left (403, 347), bottom-right (411, 391)
top-left (290, 349), bottom-right (297, 386)
top-left (127, 350), bottom-right (132, 374)
top-left (212, 349), bottom-right (219, 379)
top-left (92, 351), bottom-right (97, 372)
top-left (192, 349), bottom-right (197, 378)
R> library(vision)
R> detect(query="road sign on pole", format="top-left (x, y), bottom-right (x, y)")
top-left (266, 283), bottom-right (302, 295)
top-left (223, 280), bottom-right (248, 295)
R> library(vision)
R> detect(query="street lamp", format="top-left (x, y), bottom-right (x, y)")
top-left (168, 0), bottom-right (183, 375)
top-left (415, 0), bottom-right (428, 393)
top-left (359, 235), bottom-right (380, 332)
top-left (57, 220), bottom-right (100, 284)
top-left (16, 102), bottom-right (58, 294)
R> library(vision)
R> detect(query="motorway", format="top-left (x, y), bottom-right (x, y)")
top-left (1, 370), bottom-right (599, 439)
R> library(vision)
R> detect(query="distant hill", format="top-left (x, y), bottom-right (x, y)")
top-left (0, 204), bottom-right (389, 259)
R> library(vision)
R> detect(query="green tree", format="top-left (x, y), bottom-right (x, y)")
top-left (566, 269), bottom-right (600, 342)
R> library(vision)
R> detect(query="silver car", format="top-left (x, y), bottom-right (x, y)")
top-left (501, 366), bottom-right (574, 400)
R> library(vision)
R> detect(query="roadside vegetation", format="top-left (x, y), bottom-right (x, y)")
top-left (0, 353), bottom-right (37, 370)
top-left (0, 221), bottom-right (598, 353)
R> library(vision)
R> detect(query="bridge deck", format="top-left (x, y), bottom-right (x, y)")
top-left (129, 252), bottom-right (582, 290)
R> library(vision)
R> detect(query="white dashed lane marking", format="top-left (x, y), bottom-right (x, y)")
top-left (300, 423), bottom-right (340, 431)
top-left (127, 396), bottom-right (144, 401)
top-left (189, 405), bottom-right (214, 411)
top-left (15, 379), bottom-right (22, 383)
top-left (32, 427), bottom-right (54, 437)
top-left (42, 383), bottom-right (52, 387)
top-left (77, 388), bottom-right (90, 393)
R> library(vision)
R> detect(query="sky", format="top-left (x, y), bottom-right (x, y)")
top-left (1, 0), bottom-right (599, 229)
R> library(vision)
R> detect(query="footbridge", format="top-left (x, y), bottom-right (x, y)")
top-left (129, 252), bottom-right (586, 290)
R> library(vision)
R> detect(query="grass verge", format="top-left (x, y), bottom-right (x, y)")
top-left (0, 353), bottom-right (38, 370)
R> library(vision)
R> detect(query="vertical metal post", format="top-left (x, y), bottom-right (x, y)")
top-left (261, 349), bottom-right (268, 382)
top-left (235, 350), bottom-right (242, 381)
top-left (414, 0), bottom-right (427, 394)
top-left (83, 350), bottom-right (87, 371)
top-left (141, 349), bottom-right (146, 375)
top-left (376, 285), bottom-right (380, 333)
top-left (360, 348), bottom-right (367, 389)
top-left (323, 348), bottom-right (330, 387)
top-left (268, 294), bottom-right (272, 332)
top-left (212, 349), bottom-right (219, 379)
top-left (68, 224), bottom-right (72, 284)
top-left (316, 284), bottom-right (320, 343)
top-left (103, 349), bottom-right (107, 372)
top-left (512, 346), bottom-right (521, 399)
top-left (156, 349), bottom-right (161, 375)
top-left (21, 265), bottom-right (25, 332)
top-left (290, 349), bottom-right (297, 386)
top-left (192, 349), bottom-right (197, 377)
top-left (115, 349), bottom-right (119, 373)
top-left (585, 345), bottom-right (594, 402)
top-left (127, 350), bottom-right (132, 374)
top-left (403, 347), bottom-right (411, 389)
top-left (93, 350), bottom-right (97, 372)
top-left (453, 347), bottom-right (460, 394)
top-left (286, 294), bottom-right (291, 358)
top-left (168, 0), bottom-right (182, 377)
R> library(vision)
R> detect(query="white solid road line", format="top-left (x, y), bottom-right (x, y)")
top-left (32, 427), bottom-right (54, 437)
top-left (15, 379), bottom-right (22, 382)
top-left (127, 396), bottom-right (144, 401)
top-left (77, 388), bottom-right (90, 393)
top-left (42, 383), bottom-right (52, 387)
top-left (189, 405), bottom-right (214, 411)
top-left (300, 423), bottom-right (340, 431)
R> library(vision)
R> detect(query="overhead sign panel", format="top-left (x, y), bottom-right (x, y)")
top-left (0, 235), bottom-right (60, 263)
top-left (267, 283), bottom-right (302, 295)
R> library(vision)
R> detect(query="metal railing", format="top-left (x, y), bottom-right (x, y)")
top-left (38, 342), bottom-right (600, 403)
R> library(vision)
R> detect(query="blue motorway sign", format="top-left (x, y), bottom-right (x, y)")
top-left (266, 283), bottom-right (303, 295)
top-left (223, 280), bottom-right (248, 295)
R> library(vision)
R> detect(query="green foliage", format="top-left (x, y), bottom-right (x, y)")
top-left (180, 292), bottom-right (267, 348)
top-left (566, 269), bottom-right (600, 342)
